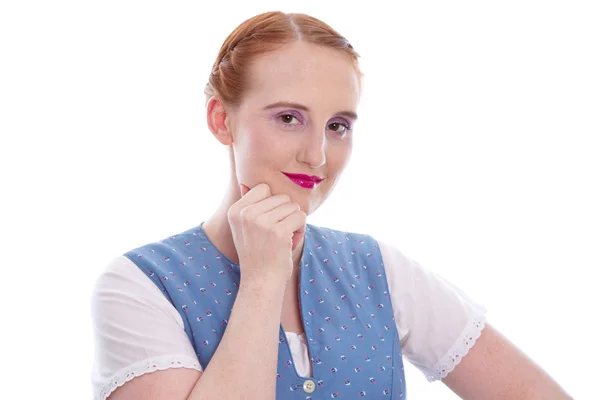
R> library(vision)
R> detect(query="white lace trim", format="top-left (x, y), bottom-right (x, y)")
top-left (95, 354), bottom-right (202, 400)
top-left (426, 315), bottom-right (487, 382)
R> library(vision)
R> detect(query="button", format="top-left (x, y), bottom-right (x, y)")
top-left (303, 380), bottom-right (316, 393)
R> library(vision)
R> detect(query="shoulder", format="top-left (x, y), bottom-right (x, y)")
top-left (93, 255), bottom-right (154, 289)
top-left (307, 223), bottom-right (378, 243)
top-left (91, 255), bottom-right (180, 322)
top-left (125, 224), bottom-right (205, 253)
top-left (308, 224), bottom-right (404, 262)
top-left (120, 224), bottom-right (207, 268)
top-left (92, 255), bottom-right (145, 293)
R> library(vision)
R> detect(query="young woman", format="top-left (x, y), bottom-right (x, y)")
top-left (91, 11), bottom-right (572, 400)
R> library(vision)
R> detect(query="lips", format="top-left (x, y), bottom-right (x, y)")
top-left (283, 173), bottom-right (324, 183)
top-left (283, 172), bottom-right (324, 189)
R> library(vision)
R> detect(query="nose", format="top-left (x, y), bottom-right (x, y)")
top-left (298, 128), bottom-right (326, 168)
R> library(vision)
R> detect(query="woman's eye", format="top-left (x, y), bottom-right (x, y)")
top-left (280, 114), bottom-right (300, 125)
top-left (329, 122), bottom-right (350, 133)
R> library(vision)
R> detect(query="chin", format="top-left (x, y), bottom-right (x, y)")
top-left (303, 198), bottom-right (325, 216)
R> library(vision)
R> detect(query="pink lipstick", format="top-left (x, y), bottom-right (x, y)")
top-left (283, 172), bottom-right (324, 189)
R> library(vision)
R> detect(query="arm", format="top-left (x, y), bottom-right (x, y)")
top-left (91, 256), bottom-right (203, 400)
top-left (108, 275), bottom-right (286, 400)
top-left (377, 241), bottom-right (572, 398)
top-left (442, 324), bottom-right (573, 400)
top-left (105, 183), bottom-right (304, 399)
top-left (185, 275), bottom-right (287, 400)
top-left (92, 257), bottom-right (286, 400)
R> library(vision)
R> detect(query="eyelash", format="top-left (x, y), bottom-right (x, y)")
top-left (278, 114), bottom-right (352, 134)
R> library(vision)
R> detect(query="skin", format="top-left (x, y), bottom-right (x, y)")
top-left (108, 40), bottom-right (573, 399)
top-left (203, 40), bottom-right (360, 278)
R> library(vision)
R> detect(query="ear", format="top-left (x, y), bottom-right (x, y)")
top-left (206, 96), bottom-right (234, 145)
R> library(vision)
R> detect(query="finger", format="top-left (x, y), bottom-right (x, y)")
top-left (237, 183), bottom-right (271, 207)
top-left (243, 194), bottom-right (293, 220)
top-left (278, 211), bottom-right (307, 249)
top-left (257, 201), bottom-right (298, 224)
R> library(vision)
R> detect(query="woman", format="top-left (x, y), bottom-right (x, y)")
top-left (91, 11), bottom-right (572, 400)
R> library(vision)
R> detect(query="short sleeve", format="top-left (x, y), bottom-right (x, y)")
top-left (378, 241), bottom-right (487, 382)
top-left (90, 256), bottom-right (202, 400)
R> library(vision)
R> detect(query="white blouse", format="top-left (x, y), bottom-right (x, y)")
top-left (90, 240), bottom-right (487, 400)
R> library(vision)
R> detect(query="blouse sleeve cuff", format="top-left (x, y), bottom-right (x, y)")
top-left (95, 354), bottom-right (202, 400)
top-left (425, 314), bottom-right (487, 382)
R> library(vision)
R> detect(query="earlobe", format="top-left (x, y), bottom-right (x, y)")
top-left (206, 97), bottom-right (233, 145)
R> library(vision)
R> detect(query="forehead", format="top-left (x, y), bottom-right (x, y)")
top-left (242, 41), bottom-right (360, 113)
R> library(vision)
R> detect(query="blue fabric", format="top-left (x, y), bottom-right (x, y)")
top-left (125, 223), bottom-right (406, 399)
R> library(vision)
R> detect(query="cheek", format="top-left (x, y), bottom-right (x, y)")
top-left (234, 123), bottom-right (284, 176)
top-left (243, 128), bottom-right (279, 162)
top-left (247, 132), bottom-right (273, 156)
top-left (243, 119), bottom-right (297, 161)
top-left (327, 143), bottom-right (353, 172)
top-left (235, 121), bottom-right (267, 156)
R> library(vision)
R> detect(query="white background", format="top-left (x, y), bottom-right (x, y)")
top-left (1, 1), bottom-right (598, 399)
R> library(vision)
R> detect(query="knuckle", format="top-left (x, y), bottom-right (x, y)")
top-left (227, 206), bottom-right (238, 221)
top-left (239, 207), bottom-right (253, 222)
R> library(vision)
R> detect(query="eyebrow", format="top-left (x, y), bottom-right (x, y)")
top-left (262, 101), bottom-right (358, 120)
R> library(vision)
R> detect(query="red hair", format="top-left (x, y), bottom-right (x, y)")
top-left (205, 11), bottom-right (362, 108)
